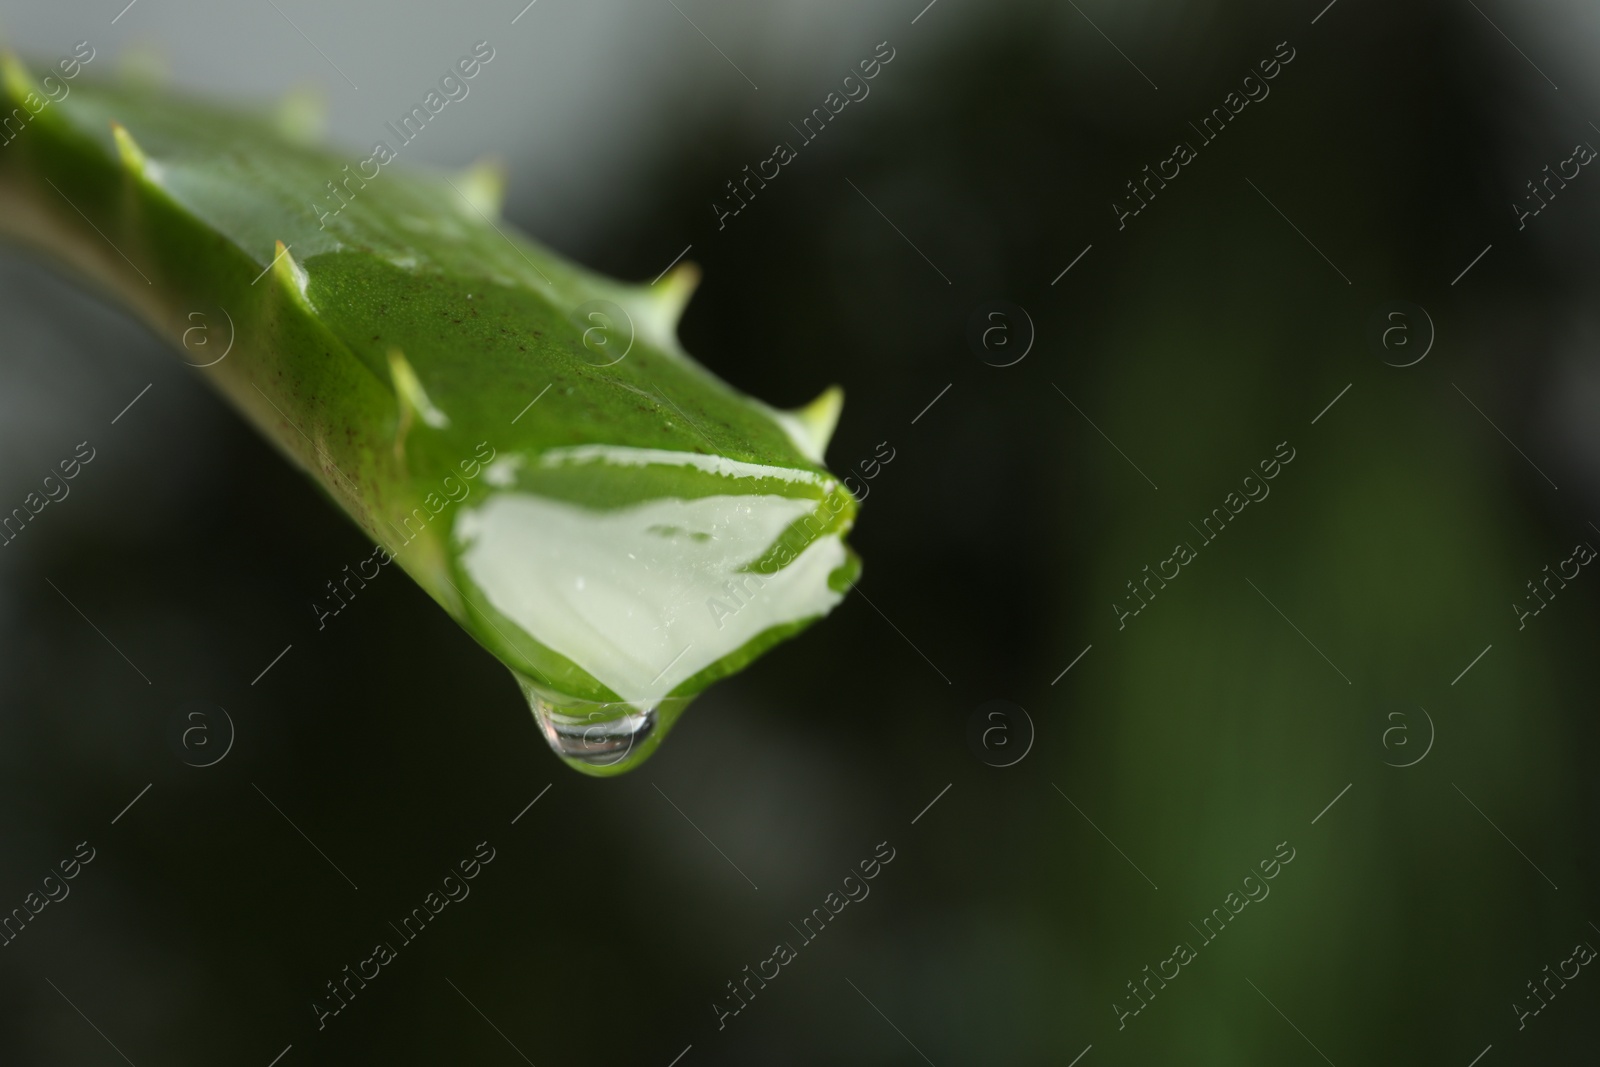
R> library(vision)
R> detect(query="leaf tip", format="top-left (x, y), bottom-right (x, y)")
top-left (272, 85), bottom-right (327, 146)
top-left (454, 157), bottom-right (506, 217)
top-left (270, 240), bottom-right (312, 305)
top-left (0, 50), bottom-right (36, 105)
top-left (773, 385), bottom-right (844, 465)
top-left (114, 44), bottom-right (170, 91)
top-left (655, 259), bottom-right (701, 313)
top-left (622, 259), bottom-right (700, 352)
top-left (109, 121), bottom-right (149, 176)
top-left (387, 347), bottom-right (451, 433)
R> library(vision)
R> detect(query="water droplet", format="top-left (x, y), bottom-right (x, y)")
top-left (515, 674), bottom-right (690, 775)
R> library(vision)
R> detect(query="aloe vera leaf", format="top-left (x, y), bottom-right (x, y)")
top-left (0, 57), bottom-right (861, 775)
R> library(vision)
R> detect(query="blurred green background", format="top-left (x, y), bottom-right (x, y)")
top-left (2, 0), bottom-right (1598, 1063)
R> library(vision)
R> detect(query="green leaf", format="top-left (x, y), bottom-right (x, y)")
top-left (0, 56), bottom-right (861, 774)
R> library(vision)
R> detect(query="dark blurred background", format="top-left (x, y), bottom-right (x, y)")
top-left (3, 0), bottom-right (1600, 1063)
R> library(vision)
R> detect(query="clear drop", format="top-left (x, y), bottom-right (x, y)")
top-left (515, 674), bottom-right (689, 776)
